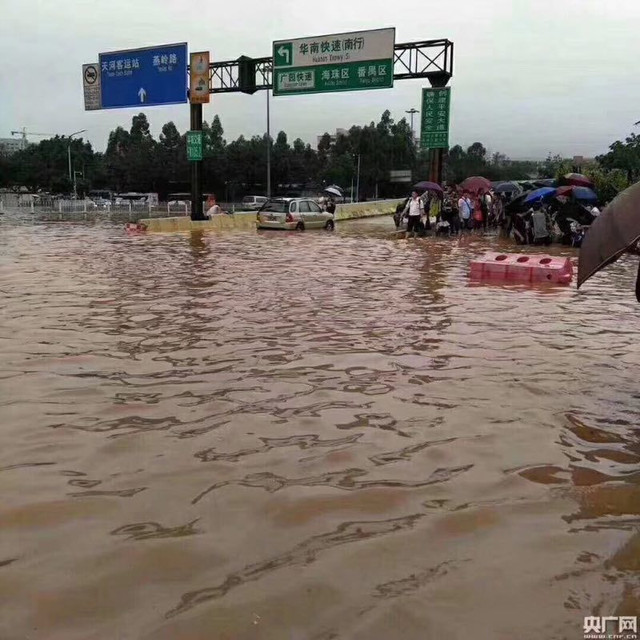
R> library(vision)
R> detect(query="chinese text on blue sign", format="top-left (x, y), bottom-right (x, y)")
top-left (99, 43), bottom-right (187, 109)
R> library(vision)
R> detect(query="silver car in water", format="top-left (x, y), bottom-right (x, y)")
top-left (256, 198), bottom-right (335, 231)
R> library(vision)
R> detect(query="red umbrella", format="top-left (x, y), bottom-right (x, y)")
top-left (561, 173), bottom-right (594, 188)
top-left (460, 176), bottom-right (492, 194)
top-left (555, 185), bottom-right (574, 197)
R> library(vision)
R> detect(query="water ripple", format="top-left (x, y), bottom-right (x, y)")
top-left (1, 217), bottom-right (639, 639)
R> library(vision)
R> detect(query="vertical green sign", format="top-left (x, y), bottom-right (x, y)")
top-left (420, 87), bottom-right (451, 149)
top-left (186, 130), bottom-right (203, 161)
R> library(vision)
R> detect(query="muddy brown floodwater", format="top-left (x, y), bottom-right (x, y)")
top-left (0, 214), bottom-right (639, 640)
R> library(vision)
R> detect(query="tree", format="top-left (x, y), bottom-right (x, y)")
top-left (272, 131), bottom-right (291, 188)
top-left (467, 142), bottom-right (487, 160)
top-left (597, 133), bottom-right (640, 184)
top-left (158, 121), bottom-right (185, 195)
top-left (585, 166), bottom-right (628, 204)
top-left (539, 153), bottom-right (572, 179)
top-left (127, 114), bottom-right (157, 191)
top-left (104, 126), bottom-right (131, 192)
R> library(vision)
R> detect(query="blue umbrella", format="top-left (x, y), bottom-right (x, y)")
top-left (522, 187), bottom-right (557, 205)
top-left (571, 186), bottom-right (598, 202)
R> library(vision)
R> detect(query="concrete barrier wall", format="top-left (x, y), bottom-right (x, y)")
top-left (334, 199), bottom-right (401, 221)
top-left (139, 212), bottom-right (257, 232)
top-left (139, 199), bottom-right (401, 233)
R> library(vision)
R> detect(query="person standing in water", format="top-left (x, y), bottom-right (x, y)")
top-left (403, 191), bottom-right (425, 238)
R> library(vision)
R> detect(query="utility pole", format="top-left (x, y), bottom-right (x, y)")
top-left (405, 108), bottom-right (419, 143)
top-left (266, 89), bottom-right (271, 198)
top-left (355, 154), bottom-right (361, 203)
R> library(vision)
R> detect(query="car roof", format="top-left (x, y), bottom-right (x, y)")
top-left (266, 197), bottom-right (314, 203)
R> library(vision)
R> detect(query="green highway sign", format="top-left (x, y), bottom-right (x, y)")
top-left (273, 27), bottom-right (395, 96)
top-left (186, 130), bottom-right (203, 161)
top-left (420, 87), bottom-right (451, 149)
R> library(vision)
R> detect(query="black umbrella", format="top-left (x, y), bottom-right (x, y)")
top-left (494, 181), bottom-right (522, 194)
top-left (578, 181), bottom-right (640, 301)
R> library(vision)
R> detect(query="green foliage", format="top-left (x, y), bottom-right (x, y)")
top-left (585, 166), bottom-right (629, 204)
top-left (441, 143), bottom-right (538, 184)
top-left (539, 153), bottom-right (573, 179)
top-left (2, 116), bottom-right (634, 203)
top-left (597, 133), bottom-right (640, 184)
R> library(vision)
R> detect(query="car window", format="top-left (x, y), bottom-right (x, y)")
top-left (242, 197), bottom-right (254, 204)
top-left (257, 197), bottom-right (267, 203)
top-left (261, 201), bottom-right (287, 213)
top-left (290, 202), bottom-right (298, 213)
top-left (298, 201), bottom-right (310, 213)
top-left (308, 201), bottom-right (322, 213)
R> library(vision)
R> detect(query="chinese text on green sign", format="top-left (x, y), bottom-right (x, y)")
top-left (186, 131), bottom-right (203, 162)
top-left (420, 87), bottom-right (451, 150)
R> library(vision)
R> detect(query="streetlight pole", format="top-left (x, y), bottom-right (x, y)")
top-left (67, 129), bottom-right (87, 197)
top-left (355, 153), bottom-right (361, 203)
top-left (406, 108), bottom-right (419, 143)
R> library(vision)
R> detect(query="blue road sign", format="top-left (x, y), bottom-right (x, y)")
top-left (99, 43), bottom-right (187, 109)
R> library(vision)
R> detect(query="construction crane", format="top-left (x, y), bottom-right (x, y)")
top-left (11, 128), bottom-right (57, 141)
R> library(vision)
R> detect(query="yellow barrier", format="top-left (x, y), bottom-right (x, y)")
top-left (139, 199), bottom-right (401, 233)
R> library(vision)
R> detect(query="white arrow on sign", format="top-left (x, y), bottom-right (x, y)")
top-left (138, 87), bottom-right (146, 103)
top-left (277, 46), bottom-right (290, 64)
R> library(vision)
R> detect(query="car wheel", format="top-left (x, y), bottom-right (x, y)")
top-left (325, 219), bottom-right (335, 231)
top-left (295, 222), bottom-right (305, 231)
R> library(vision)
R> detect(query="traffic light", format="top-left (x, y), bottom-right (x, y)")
top-left (237, 56), bottom-right (256, 94)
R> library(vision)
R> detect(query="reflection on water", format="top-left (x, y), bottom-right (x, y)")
top-left (0, 214), bottom-right (639, 639)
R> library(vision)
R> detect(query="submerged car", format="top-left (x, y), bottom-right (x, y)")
top-left (256, 198), bottom-right (335, 231)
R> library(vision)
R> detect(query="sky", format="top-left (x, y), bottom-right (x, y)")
top-left (1, 0), bottom-right (639, 159)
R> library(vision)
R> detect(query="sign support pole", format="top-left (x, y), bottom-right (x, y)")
top-left (190, 103), bottom-right (205, 221)
top-left (266, 89), bottom-right (271, 198)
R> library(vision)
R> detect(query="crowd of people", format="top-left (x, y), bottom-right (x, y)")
top-left (394, 187), bottom-right (506, 238)
top-left (441, 187), bottom-right (505, 234)
top-left (395, 186), bottom-right (602, 247)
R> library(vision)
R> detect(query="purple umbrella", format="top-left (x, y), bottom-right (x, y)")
top-left (413, 181), bottom-right (443, 195)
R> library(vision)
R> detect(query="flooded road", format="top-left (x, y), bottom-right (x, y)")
top-left (1, 214), bottom-right (639, 640)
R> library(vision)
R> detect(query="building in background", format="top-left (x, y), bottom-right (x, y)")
top-left (0, 137), bottom-right (28, 157)
top-left (316, 128), bottom-right (349, 148)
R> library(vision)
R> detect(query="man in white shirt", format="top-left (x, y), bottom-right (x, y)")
top-left (403, 191), bottom-right (425, 238)
top-left (458, 191), bottom-right (473, 231)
